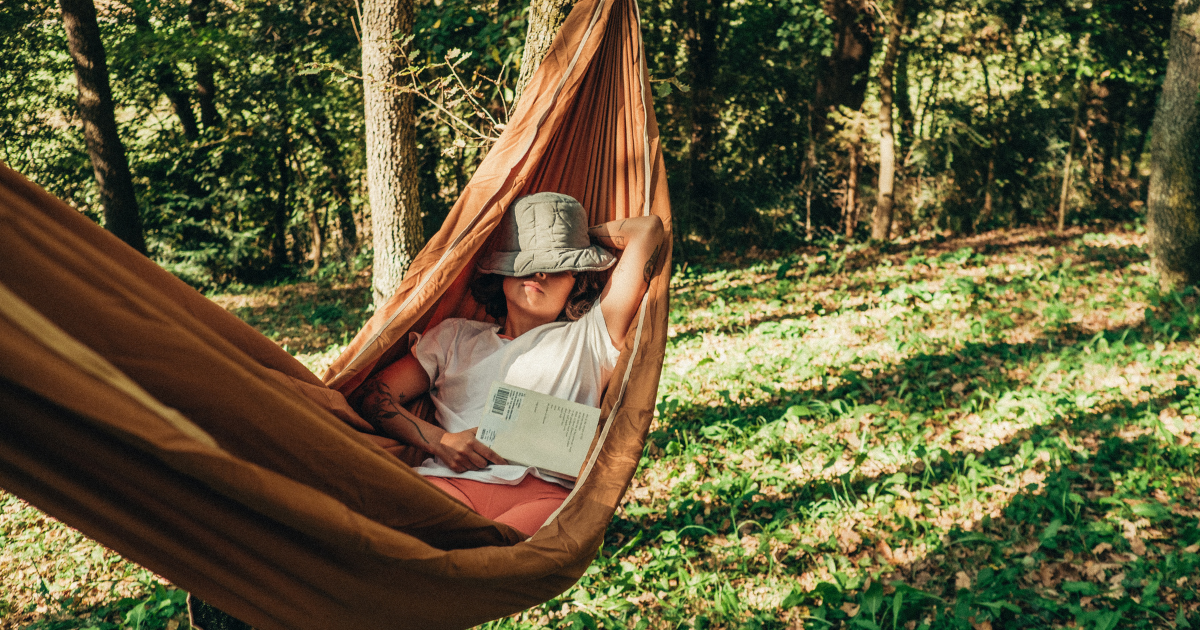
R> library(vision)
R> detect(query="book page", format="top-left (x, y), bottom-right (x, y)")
top-left (476, 381), bottom-right (601, 479)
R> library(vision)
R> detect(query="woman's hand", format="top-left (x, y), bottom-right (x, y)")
top-left (432, 428), bottom-right (508, 473)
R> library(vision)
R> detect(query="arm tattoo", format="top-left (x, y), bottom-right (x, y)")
top-left (357, 379), bottom-right (430, 444)
top-left (643, 242), bottom-right (662, 284)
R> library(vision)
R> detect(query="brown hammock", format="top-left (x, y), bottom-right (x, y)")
top-left (0, 0), bottom-right (671, 625)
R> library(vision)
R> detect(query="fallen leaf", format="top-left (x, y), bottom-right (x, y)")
top-left (1129, 537), bottom-right (1146, 556)
top-left (1091, 542), bottom-right (1112, 556)
top-left (841, 602), bottom-right (860, 617)
top-left (972, 622), bottom-right (993, 630)
top-left (877, 539), bottom-right (896, 564)
top-left (956, 571), bottom-right (972, 590)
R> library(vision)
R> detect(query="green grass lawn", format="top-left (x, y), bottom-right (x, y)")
top-left (3, 224), bottom-right (1198, 629)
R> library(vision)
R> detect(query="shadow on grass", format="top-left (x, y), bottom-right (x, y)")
top-left (613, 383), bottom-right (1200, 628)
top-left (217, 280), bottom-right (372, 354)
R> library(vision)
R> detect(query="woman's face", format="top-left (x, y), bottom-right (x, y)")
top-left (503, 271), bottom-right (576, 322)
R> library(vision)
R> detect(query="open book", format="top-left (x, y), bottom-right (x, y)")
top-left (475, 381), bottom-right (601, 481)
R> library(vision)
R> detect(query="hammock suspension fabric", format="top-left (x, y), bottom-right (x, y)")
top-left (0, 0), bottom-right (670, 627)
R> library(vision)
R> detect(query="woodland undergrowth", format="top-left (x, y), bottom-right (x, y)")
top-left (2, 223), bottom-right (1198, 630)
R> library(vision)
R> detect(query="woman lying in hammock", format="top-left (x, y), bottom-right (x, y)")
top-left (352, 192), bottom-right (664, 536)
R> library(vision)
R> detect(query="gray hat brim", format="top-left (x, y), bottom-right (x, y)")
top-left (477, 244), bottom-right (616, 277)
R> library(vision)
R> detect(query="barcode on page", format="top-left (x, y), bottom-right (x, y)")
top-left (490, 387), bottom-right (510, 416)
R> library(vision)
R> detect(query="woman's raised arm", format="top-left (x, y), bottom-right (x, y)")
top-left (588, 215), bottom-right (665, 350)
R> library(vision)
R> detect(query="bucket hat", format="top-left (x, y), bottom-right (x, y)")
top-left (477, 192), bottom-right (615, 276)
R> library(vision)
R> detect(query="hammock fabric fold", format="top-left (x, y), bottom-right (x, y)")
top-left (0, 0), bottom-right (671, 625)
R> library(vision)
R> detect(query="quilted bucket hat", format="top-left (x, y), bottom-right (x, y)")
top-left (477, 192), bottom-right (615, 277)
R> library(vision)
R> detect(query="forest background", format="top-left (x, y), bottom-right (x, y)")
top-left (0, 0), bottom-right (1178, 285)
top-left (3, 0), bottom-right (1200, 628)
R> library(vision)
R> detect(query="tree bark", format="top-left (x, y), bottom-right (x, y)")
top-left (130, 3), bottom-right (198, 140)
top-left (1057, 82), bottom-right (1086, 231)
top-left (1147, 0), bottom-right (1200, 290)
top-left (188, 0), bottom-right (221, 130)
top-left (813, 0), bottom-right (875, 141)
top-left (844, 128), bottom-right (860, 238)
top-left (894, 44), bottom-right (914, 152)
top-left (305, 76), bottom-right (358, 252)
top-left (513, 0), bottom-right (574, 107)
top-left (363, 0), bottom-right (423, 305)
top-left (683, 0), bottom-right (724, 238)
top-left (58, 0), bottom-right (146, 254)
top-left (872, 0), bottom-right (905, 241)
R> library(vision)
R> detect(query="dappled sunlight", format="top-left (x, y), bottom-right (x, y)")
top-left (4, 226), bottom-right (1197, 630)
top-left (572, 225), bottom-right (1200, 629)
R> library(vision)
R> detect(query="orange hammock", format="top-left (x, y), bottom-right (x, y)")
top-left (0, 0), bottom-right (671, 625)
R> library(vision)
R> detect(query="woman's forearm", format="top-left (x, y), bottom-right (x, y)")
top-left (356, 377), bottom-right (446, 453)
top-left (588, 215), bottom-right (663, 251)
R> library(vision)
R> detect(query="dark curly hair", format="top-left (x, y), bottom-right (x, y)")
top-left (469, 271), bottom-right (606, 322)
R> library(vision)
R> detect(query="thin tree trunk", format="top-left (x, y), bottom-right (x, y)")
top-left (272, 132), bottom-right (291, 269)
top-left (1146, 0), bottom-right (1200, 290)
top-left (844, 132), bottom-right (860, 238)
top-left (364, 0), bottom-right (423, 305)
top-left (804, 104), bottom-right (816, 240)
top-left (513, 0), bottom-right (574, 108)
top-left (683, 0), bottom-right (724, 238)
top-left (189, 0), bottom-right (221, 130)
top-left (1058, 82), bottom-right (1086, 231)
top-left (130, 4), bottom-right (198, 140)
top-left (917, 10), bottom-right (949, 141)
top-left (872, 0), bottom-right (905, 241)
top-left (310, 205), bottom-right (325, 275)
top-left (895, 44), bottom-right (914, 151)
top-left (58, 0), bottom-right (146, 254)
top-left (305, 76), bottom-right (358, 251)
top-left (814, 0), bottom-right (875, 142)
top-left (976, 47), bottom-right (995, 231)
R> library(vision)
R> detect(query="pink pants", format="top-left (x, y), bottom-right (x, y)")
top-left (425, 475), bottom-right (570, 536)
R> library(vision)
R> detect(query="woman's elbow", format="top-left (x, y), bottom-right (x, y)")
top-left (640, 215), bottom-right (665, 244)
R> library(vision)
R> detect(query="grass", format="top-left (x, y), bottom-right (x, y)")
top-left (2, 223), bottom-right (1198, 629)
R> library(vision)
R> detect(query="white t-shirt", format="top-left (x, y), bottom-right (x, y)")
top-left (410, 299), bottom-right (621, 485)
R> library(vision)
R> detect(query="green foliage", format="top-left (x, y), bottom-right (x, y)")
top-left (1, 0), bottom-right (1176, 273)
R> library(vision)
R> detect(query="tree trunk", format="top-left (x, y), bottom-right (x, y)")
top-left (844, 133), bottom-right (860, 238)
top-left (976, 46), bottom-right (995, 231)
top-left (1146, 0), bottom-right (1200, 290)
top-left (513, 0), bottom-right (574, 107)
top-left (58, 0), bottom-right (146, 254)
top-left (189, 0), bottom-right (221, 130)
top-left (1058, 83), bottom-right (1086, 231)
top-left (683, 0), bottom-right (724, 238)
top-left (363, 0), bottom-right (423, 305)
top-left (130, 3), bottom-right (198, 140)
top-left (894, 44), bottom-right (914, 152)
top-left (872, 0), bottom-right (905, 241)
top-left (310, 206), bottom-right (325, 275)
top-left (305, 76), bottom-right (358, 252)
top-left (814, 0), bottom-right (875, 142)
top-left (271, 133), bottom-right (291, 270)
top-left (804, 103), bottom-right (816, 240)
top-left (916, 10), bottom-right (948, 141)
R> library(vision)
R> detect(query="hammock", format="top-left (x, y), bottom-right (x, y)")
top-left (0, 0), bottom-right (671, 625)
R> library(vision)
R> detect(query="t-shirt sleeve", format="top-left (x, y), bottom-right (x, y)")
top-left (583, 299), bottom-right (623, 373)
top-left (410, 319), bottom-right (462, 383)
